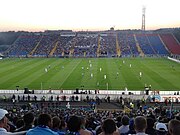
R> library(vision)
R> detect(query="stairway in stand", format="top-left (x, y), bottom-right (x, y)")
top-left (61, 51), bottom-right (64, 56)
top-left (49, 41), bottom-right (59, 57)
top-left (69, 37), bottom-right (77, 57)
top-left (69, 48), bottom-right (74, 57)
top-left (97, 35), bottom-right (101, 57)
top-left (172, 33), bottom-right (180, 44)
top-left (116, 34), bottom-right (121, 57)
top-left (134, 34), bottom-right (144, 56)
top-left (28, 35), bottom-right (43, 57)
top-left (84, 52), bottom-right (86, 57)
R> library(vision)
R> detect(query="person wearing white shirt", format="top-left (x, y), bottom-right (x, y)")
top-left (104, 75), bottom-right (106, 79)
top-left (0, 109), bottom-right (26, 135)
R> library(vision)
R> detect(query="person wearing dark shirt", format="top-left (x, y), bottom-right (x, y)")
top-left (15, 112), bottom-right (34, 132)
top-left (168, 119), bottom-right (180, 135)
top-left (145, 117), bottom-right (156, 135)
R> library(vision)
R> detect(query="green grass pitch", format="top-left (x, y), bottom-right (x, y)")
top-left (0, 58), bottom-right (179, 91)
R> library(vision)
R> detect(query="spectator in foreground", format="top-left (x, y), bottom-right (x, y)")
top-left (26, 113), bottom-right (58, 135)
top-left (0, 108), bottom-right (26, 135)
top-left (126, 118), bottom-right (136, 135)
top-left (79, 116), bottom-right (92, 135)
top-left (99, 118), bottom-right (119, 135)
top-left (134, 116), bottom-right (148, 135)
top-left (66, 115), bottom-right (81, 135)
top-left (145, 117), bottom-right (156, 135)
top-left (59, 120), bottom-right (67, 133)
top-left (15, 112), bottom-right (34, 132)
top-left (155, 122), bottom-right (168, 135)
top-left (118, 115), bottom-right (129, 134)
top-left (52, 116), bottom-right (65, 135)
top-left (168, 119), bottom-right (180, 135)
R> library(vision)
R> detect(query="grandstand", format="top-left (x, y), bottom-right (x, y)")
top-left (2, 29), bottom-right (180, 58)
top-left (160, 33), bottom-right (180, 55)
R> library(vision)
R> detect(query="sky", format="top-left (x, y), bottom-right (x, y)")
top-left (0, 0), bottom-right (180, 32)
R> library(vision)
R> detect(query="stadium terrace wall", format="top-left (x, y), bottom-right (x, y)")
top-left (0, 90), bottom-right (179, 102)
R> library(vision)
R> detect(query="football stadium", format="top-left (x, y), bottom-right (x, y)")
top-left (0, 0), bottom-right (180, 134)
top-left (0, 30), bottom-right (180, 91)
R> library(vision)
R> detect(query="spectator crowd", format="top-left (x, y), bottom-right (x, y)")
top-left (0, 99), bottom-right (180, 135)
